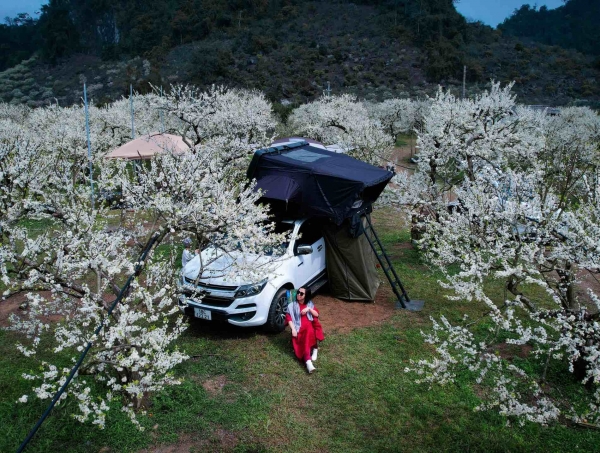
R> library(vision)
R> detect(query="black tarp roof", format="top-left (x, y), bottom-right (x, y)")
top-left (247, 141), bottom-right (393, 224)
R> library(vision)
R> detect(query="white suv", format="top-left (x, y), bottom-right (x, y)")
top-left (179, 218), bottom-right (327, 332)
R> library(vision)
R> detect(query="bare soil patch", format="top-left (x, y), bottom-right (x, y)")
top-left (390, 145), bottom-right (417, 166)
top-left (137, 428), bottom-right (240, 453)
top-left (138, 433), bottom-right (203, 453)
top-left (0, 291), bottom-right (64, 328)
top-left (493, 343), bottom-right (534, 360)
top-left (0, 288), bottom-right (402, 335)
top-left (576, 269), bottom-right (600, 311)
top-left (201, 374), bottom-right (228, 397)
top-left (312, 284), bottom-right (397, 334)
top-left (387, 144), bottom-right (418, 176)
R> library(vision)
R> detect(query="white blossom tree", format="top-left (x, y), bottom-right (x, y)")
top-left (388, 82), bottom-right (600, 426)
top-left (366, 98), bottom-right (417, 142)
top-left (1, 86), bottom-right (286, 429)
top-left (288, 94), bottom-right (394, 164)
top-left (150, 84), bottom-right (277, 178)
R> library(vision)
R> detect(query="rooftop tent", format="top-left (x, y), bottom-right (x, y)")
top-left (248, 140), bottom-right (393, 302)
top-left (272, 136), bottom-right (349, 154)
top-left (247, 141), bottom-right (393, 225)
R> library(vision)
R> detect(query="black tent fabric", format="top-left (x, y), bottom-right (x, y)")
top-left (252, 174), bottom-right (300, 203)
top-left (248, 141), bottom-right (393, 225)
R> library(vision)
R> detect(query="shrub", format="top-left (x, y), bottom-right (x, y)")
top-left (364, 71), bottom-right (377, 83)
top-left (189, 42), bottom-right (234, 85)
top-left (272, 102), bottom-right (295, 125)
top-left (250, 34), bottom-right (278, 53)
top-left (424, 39), bottom-right (464, 81)
top-left (344, 75), bottom-right (357, 86)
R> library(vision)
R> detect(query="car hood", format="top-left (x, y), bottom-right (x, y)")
top-left (182, 248), bottom-right (281, 287)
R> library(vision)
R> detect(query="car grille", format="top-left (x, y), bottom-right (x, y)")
top-left (197, 296), bottom-right (235, 308)
top-left (184, 277), bottom-right (238, 291)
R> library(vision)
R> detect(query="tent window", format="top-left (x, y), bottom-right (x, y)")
top-left (285, 150), bottom-right (330, 163)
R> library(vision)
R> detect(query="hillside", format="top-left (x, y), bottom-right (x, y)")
top-left (0, 1), bottom-right (599, 109)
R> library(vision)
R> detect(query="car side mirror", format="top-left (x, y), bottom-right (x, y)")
top-left (297, 245), bottom-right (313, 255)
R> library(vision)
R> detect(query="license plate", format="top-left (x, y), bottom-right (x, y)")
top-left (194, 307), bottom-right (212, 320)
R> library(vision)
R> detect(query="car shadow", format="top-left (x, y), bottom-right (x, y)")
top-left (266, 328), bottom-right (295, 356)
top-left (183, 315), bottom-right (296, 358)
top-left (183, 316), bottom-right (264, 340)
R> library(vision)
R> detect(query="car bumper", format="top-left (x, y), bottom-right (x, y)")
top-left (178, 289), bottom-right (272, 327)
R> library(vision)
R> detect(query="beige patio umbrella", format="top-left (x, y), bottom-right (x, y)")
top-left (106, 133), bottom-right (189, 160)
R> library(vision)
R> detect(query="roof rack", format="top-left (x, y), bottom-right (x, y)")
top-left (246, 140), bottom-right (308, 180)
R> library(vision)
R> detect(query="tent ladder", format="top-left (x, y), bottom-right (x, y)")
top-left (363, 215), bottom-right (424, 311)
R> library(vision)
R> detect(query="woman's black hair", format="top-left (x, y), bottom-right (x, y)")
top-left (299, 287), bottom-right (311, 301)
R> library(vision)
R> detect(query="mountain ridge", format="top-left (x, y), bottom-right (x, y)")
top-left (1, 1), bottom-right (598, 109)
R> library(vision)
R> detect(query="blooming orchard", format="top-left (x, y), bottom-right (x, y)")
top-left (389, 82), bottom-right (600, 425)
top-left (4, 80), bottom-right (599, 430)
top-left (0, 86), bottom-right (285, 428)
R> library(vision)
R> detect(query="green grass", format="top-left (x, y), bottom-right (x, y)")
top-left (395, 133), bottom-right (416, 148)
top-left (2, 208), bottom-right (600, 452)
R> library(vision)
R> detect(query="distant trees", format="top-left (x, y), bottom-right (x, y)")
top-left (0, 0), bottom-right (469, 79)
top-left (171, 0), bottom-right (210, 45)
top-left (0, 14), bottom-right (39, 71)
top-left (38, 0), bottom-right (80, 62)
top-left (500, 0), bottom-right (600, 56)
top-left (382, 0), bottom-right (468, 80)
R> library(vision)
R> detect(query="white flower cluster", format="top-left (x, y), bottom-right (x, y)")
top-left (392, 82), bottom-right (600, 426)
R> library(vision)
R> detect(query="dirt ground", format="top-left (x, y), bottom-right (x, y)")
top-left (137, 430), bottom-right (238, 453)
top-left (0, 281), bottom-right (399, 332)
top-left (0, 294), bottom-right (24, 327)
top-left (311, 284), bottom-right (397, 334)
top-left (0, 291), bottom-right (66, 328)
top-left (390, 143), bottom-right (418, 169)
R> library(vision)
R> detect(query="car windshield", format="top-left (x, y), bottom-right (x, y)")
top-left (262, 220), bottom-right (294, 256)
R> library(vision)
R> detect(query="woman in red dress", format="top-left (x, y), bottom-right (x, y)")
top-left (285, 287), bottom-right (324, 373)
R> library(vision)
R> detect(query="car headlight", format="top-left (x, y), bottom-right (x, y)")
top-left (235, 279), bottom-right (268, 298)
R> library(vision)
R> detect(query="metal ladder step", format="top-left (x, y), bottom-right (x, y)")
top-left (363, 214), bottom-right (423, 311)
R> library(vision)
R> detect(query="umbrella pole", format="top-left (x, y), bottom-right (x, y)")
top-left (130, 84), bottom-right (140, 182)
top-left (84, 83), bottom-right (94, 209)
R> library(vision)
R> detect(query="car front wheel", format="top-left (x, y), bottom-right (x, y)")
top-left (265, 288), bottom-right (289, 333)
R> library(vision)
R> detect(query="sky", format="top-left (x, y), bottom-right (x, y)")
top-left (1, 0), bottom-right (45, 21)
top-left (455, 0), bottom-right (565, 27)
top-left (1, 0), bottom-right (565, 28)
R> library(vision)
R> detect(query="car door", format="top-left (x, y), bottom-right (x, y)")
top-left (293, 218), bottom-right (325, 286)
